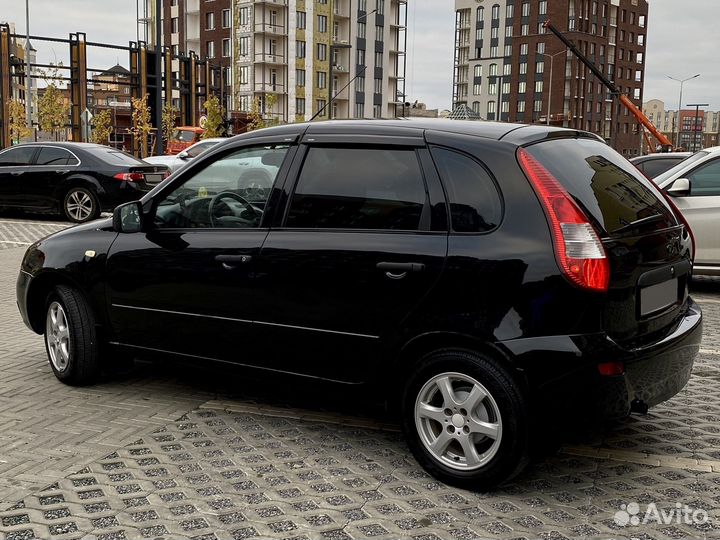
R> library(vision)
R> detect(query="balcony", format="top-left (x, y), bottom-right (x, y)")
top-left (254, 22), bottom-right (287, 34)
top-left (254, 52), bottom-right (286, 65)
top-left (254, 82), bottom-right (287, 94)
top-left (253, 0), bottom-right (288, 5)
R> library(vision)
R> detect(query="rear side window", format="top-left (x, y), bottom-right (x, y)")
top-left (687, 159), bottom-right (720, 196)
top-left (36, 147), bottom-right (79, 166)
top-left (90, 148), bottom-right (144, 166)
top-left (430, 147), bottom-right (502, 232)
top-left (641, 158), bottom-right (682, 179)
top-left (526, 138), bottom-right (676, 235)
top-left (286, 147), bottom-right (427, 230)
top-left (0, 147), bottom-right (35, 166)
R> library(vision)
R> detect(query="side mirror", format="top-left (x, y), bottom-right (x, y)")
top-left (666, 178), bottom-right (691, 197)
top-left (113, 201), bottom-right (143, 233)
top-left (178, 151), bottom-right (190, 160)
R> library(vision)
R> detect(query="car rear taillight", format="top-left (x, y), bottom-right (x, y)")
top-left (114, 172), bottom-right (145, 182)
top-left (658, 190), bottom-right (695, 262)
top-left (518, 148), bottom-right (610, 292)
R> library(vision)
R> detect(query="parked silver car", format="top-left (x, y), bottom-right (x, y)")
top-left (654, 146), bottom-right (720, 276)
top-left (144, 137), bottom-right (226, 173)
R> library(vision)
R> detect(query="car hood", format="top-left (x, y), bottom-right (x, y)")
top-left (144, 156), bottom-right (178, 166)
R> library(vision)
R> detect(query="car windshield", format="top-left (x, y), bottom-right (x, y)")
top-left (173, 130), bottom-right (198, 142)
top-left (653, 150), bottom-right (710, 185)
top-left (89, 147), bottom-right (145, 166)
top-left (186, 141), bottom-right (220, 158)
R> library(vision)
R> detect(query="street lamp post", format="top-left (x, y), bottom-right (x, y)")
top-left (687, 102), bottom-right (709, 152)
top-left (668, 73), bottom-right (700, 149)
top-left (539, 49), bottom-right (566, 126)
top-left (25, 0), bottom-right (31, 129)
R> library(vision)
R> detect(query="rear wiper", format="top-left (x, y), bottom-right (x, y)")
top-left (611, 214), bottom-right (666, 235)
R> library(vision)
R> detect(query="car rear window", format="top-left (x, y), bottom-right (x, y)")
top-left (89, 147), bottom-right (145, 166)
top-left (525, 138), bottom-right (676, 236)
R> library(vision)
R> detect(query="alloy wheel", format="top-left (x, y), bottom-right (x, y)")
top-left (66, 190), bottom-right (94, 221)
top-left (46, 301), bottom-right (71, 372)
top-left (415, 372), bottom-right (502, 471)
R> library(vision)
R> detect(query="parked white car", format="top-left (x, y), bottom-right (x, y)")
top-left (144, 137), bottom-right (226, 173)
top-left (654, 146), bottom-right (720, 276)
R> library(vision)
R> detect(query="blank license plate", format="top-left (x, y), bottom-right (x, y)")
top-left (640, 278), bottom-right (678, 316)
top-left (145, 174), bottom-right (164, 184)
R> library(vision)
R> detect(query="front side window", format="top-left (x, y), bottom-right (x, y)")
top-left (185, 141), bottom-right (219, 158)
top-left (0, 147), bottom-right (35, 166)
top-left (286, 147), bottom-right (427, 231)
top-left (154, 145), bottom-right (289, 229)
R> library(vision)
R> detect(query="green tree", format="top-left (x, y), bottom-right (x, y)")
top-left (90, 109), bottom-right (113, 145)
top-left (8, 99), bottom-right (32, 144)
top-left (246, 94), bottom-right (279, 132)
top-left (37, 84), bottom-right (69, 140)
top-left (201, 96), bottom-right (225, 138)
top-left (161, 102), bottom-right (178, 145)
top-left (130, 95), bottom-right (153, 157)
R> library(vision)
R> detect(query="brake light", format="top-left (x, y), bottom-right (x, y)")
top-left (658, 189), bottom-right (695, 261)
top-left (113, 172), bottom-right (145, 182)
top-left (598, 361), bottom-right (625, 376)
top-left (518, 148), bottom-right (610, 292)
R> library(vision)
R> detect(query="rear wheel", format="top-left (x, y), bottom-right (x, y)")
top-left (44, 285), bottom-right (100, 385)
top-left (63, 187), bottom-right (99, 223)
top-left (402, 349), bottom-right (529, 489)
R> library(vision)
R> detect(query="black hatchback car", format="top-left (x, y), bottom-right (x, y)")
top-left (17, 120), bottom-right (702, 488)
top-left (0, 142), bottom-right (168, 222)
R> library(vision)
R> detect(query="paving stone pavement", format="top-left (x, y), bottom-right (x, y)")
top-left (0, 219), bottom-right (719, 539)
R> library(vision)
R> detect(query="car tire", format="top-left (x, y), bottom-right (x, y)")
top-left (44, 285), bottom-right (100, 385)
top-left (402, 349), bottom-right (529, 490)
top-left (63, 186), bottom-right (100, 223)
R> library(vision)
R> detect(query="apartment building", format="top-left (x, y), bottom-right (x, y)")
top-left (453, 0), bottom-right (649, 155)
top-left (143, 0), bottom-right (407, 123)
top-left (644, 99), bottom-right (720, 152)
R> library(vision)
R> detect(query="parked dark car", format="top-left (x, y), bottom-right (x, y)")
top-left (16, 120), bottom-right (702, 489)
top-left (0, 142), bottom-right (169, 223)
top-left (630, 152), bottom-right (692, 178)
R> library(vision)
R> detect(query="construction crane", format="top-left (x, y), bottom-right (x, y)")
top-left (542, 20), bottom-right (674, 152)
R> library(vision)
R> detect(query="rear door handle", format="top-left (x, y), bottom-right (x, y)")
top-left (377, 261), bottom-right (425, 279)
top-left (56, 170), bottom-right (70, 174)
top-left (215, 254), bottom-right (253, 269)
top-left (10, 171), bottom-right (23, 176)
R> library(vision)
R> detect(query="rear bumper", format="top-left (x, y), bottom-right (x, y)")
top-left (97, 182), bottom-right (152, 212)
top-left (500, 298), bottom-right (702, 419)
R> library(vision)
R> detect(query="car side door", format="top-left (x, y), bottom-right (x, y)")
top-left (253, 137), bottom-right (449, 383)
top-left (671, 158), bottom-right (720, 265)
top-left (22, 146), bottom-right (80, 209)
top-left (104, 138), bottom-right (298, 364)
top-left (0, 146), bottom-right (38, 206)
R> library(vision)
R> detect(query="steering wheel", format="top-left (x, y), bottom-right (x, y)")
top-left (207, 191), bottom-right (259, 228)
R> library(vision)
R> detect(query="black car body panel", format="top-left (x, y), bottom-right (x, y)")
top-left (17, 120), bottom-right (702, 421)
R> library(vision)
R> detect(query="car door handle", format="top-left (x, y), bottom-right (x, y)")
top-left (10, 171), bottom-right (23, 176)
top-left (377, 262), bottom-right (425, 279)
top-left (55, 170), bottom-right (70, 174)
top-left (215, 254), bottom-right (253, 269)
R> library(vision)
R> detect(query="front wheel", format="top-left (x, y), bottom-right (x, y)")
top-left (45, 285), bottom-right (100, 385)
top-left (63, 187), bottom-right (100, 223)
top-left (402, 349), bottom-right (529, 490)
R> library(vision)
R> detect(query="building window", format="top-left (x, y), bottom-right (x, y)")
top-left (505, 4), bottom-right (513, 18)
top-left (539, 1), bottom-right (547, 15)
top-left (505, 25), bottom-right (513, 38)
top-left (239, 66), bottom-right (249, 85)
top-left (355, 103), bottom-right (364, 118)
top-left (637, 52), bottom-right (644, 63)
top-left (358, 22), bottom-right (366, 38)
top-left (535, 80), bottom-right (543, 93)
top-left (357, 49), bottom-right (366, 65)
top-left (171, 17), bottom-right (179, 34)
top-left (317, 15), bottom-right (328, 33)
top-left (488, 82), bottom-right (497, 95)
top-left (222, 38), bottom-right (231, 57)
top-left (517, 100), bottom-right (525, 112)
top-left (297, 11), bottom-right (306, 29)
top-left (376, 25), bottom-right (384, 41)
top-left (474, 65), bottom-right (482, 77)
top-left (206, 41), bottom-right (215, 58)
top-left (489, 63), bottom-right (497, 76)
top-left (317, 43), bottom-right (327, 61)
top-left (296, 98), bottom-right (306, 115)
top-left (205, 12), bottom-right (215, 30)
top-left (537, 42), bottom-right (545, 54)
top-left (520, 43), bottom-right (528, 55)
top-left (376, 0), bottom-right (384, 15)
top-left (317, 71), bottom-right (327, 89)
top-left (487, 100), bottom-right (496, 114)
top-left (491, 27), bottom-right (498, 39)
top-left (172, 44), bottom-right (179, 56)
top-left (473, 83), bottom-right (481, 95)
top-left (503, 64), bottom-right (511, 75)
top-left (519, 62), bottom-right (527, 74)
top-left (534, 99), bottom-right (542, 112)
top-left (373, 104), bottom-right (382, 118)
top-left (239, 7), bottom-right (249, 26)
top-left (239, 37), bottom-right (249, 56)
top-left (297, 69), bottom-right (306, 87)
top-left (490, 45), bottom-right (498, 57)
top-left (373, 77), bottom-right (382, 94)
top-left (316, 99), bottom-right (327, 117)
top-left (375, 51), bottom-right (383, 67)
top-left (521, 24), bottom-right (529, 36)
top-left (536, 61), bottom-right (544, 73)
top-left (518, 81), bottom-right (526, 93)
top-left (222, 9), bottom-right (231, 28)
top-left (521, 2), bottom-right (530, 16)
top-left (296, 40), bottom-right (306, 58)
top-left (504, 44), bottom-right (512, 56)
top-left (491, 4), bottom-right (499, 19)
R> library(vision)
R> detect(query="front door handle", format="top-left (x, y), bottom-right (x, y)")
top-left (215, 254), bottom-right (253, 269)
top-left (377, 261), bottom-right (425, 279)
top-left (56, 170), bottom-right (70, 174)
top-left (10, 171), bottom-right (23, 176)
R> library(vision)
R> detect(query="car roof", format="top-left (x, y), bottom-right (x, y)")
top-left (228, 119), bottom-right (602, 146)
top-left (7, 142), bottom-right (107, 150)
top-left (630, 152), bottom-right (692, 163)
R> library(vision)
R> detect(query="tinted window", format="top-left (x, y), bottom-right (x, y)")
top-left (89, 147), bottom-right (145, 166)
top-left (527, 138), bottom-right (676, 235)
top-left (36, 147), bottom-right (79, 166)
top-left (687, 159), bottom-right (720, 196)
top-left (155, 145), bottom-right (289, 229)
top-left (286, 147), bottom-right (426, 230)
top-left (431, 147), bottom-right (502, 232)
top-left (0, 147), bottom-right (36, 166)
top-left (641, 158), bottom-right (684, 179)
top-left (654, 150), bottom-right (709, 185)
top-left (186, 141), bottom-right (219, 158)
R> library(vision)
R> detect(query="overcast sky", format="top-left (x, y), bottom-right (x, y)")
top-left (3, 0), bottom-right (719, 111)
